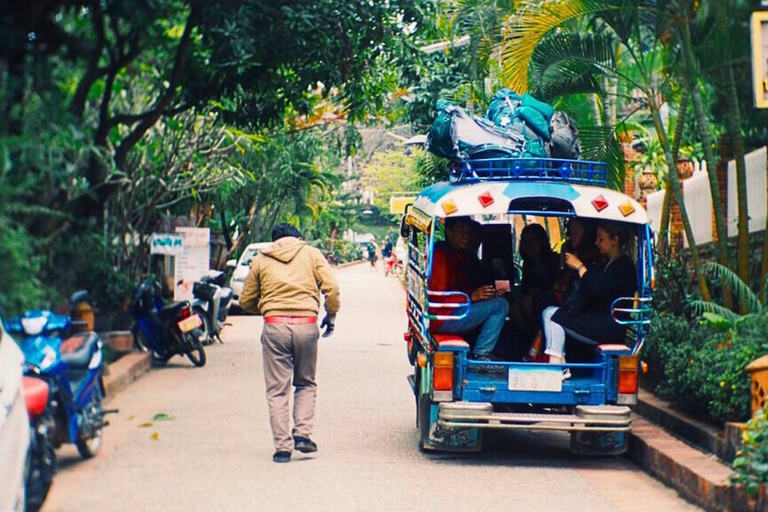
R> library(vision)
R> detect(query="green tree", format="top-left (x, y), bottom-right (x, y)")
top-left (361, 150), bottom-right (422, 213)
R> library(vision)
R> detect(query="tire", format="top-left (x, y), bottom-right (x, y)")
top-left (183, 332), bottom-right (206, 367)
top-left (76, 383), bottom-right (104, 459)
top-left (417, 392), bottom-right (434, 452)
top-left (134, 328), bottom-right (169, 366)
top-left (25, 423), bottom-right (56, 512)
top-left (193, 307), bottom-right (212, 345)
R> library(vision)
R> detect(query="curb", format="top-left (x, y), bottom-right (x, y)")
top-left (628, 415), bottom-right (735, 511)
top-left (103, 351), bottom-right (151, 403)
top-left (333, 260), bottom-right (366, 269)
top-left (635, 389), bottom-right (742, 463)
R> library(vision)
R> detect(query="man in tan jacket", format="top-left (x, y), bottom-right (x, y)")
top-left (240, 223), bottom-right (340, 463)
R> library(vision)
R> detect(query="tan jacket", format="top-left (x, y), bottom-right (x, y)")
top-left (239, 237), bottom-right (340, 318)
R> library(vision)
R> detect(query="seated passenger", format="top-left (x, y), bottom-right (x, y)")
top-left (516, 224), bottom-right (560, 332)
top-left (429, 216), bottom-right (509, 361)
top-left (549, 218), bottom-right (601, 308)
top-left (541, 221), bottom-right (637, 364)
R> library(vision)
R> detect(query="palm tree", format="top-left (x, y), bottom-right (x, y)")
top-left (500, 0), bottom-right (711, 298)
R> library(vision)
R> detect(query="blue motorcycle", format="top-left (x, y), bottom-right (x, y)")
top-left (131, 277), bottom-right (206, 367)
top-left (4, 292), bottom-right (110, 461)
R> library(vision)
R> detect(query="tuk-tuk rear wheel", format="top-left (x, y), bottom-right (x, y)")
top-left (417, 393), bottom-right (434, 452)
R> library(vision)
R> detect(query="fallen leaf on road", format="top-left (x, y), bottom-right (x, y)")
top-left (126, 414), bottom-right (135, 421)
top-left (153, 412), bottom-right (175, 421)
top-left (151, 432), bottom-right (159, 440)
top-left (139, 422), bottom-right (154, 428)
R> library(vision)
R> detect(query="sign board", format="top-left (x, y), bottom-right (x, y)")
top-left (752, 11), bottom-right (768, 108)
top-left (150, 234), bottom-right (184, 255)
top-left (173, 227), bottom-right (210, 301)
top-left (390, 195), bottom-right (416, 214)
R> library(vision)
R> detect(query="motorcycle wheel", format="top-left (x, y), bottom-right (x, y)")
top-left (134, 329), bottom-right (170, 366)
top-left (25, 424), bottom-right (56, 512)
top-left (193, 306), bottom-right (213, 345)
top-left (75, 384), bottom-right (104, 459)
top-left (183, 331), bottom-right (206, 367)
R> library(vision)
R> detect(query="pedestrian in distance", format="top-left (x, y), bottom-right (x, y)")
top-left (240, 223), bottom-right (340, 463)
top-left (366, 237), bottom-right (379, 271)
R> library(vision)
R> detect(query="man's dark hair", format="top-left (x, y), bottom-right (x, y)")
top-left (271, 223), bottom-right (302, 242)
top-left (444, 216), bottom-right (475, 231)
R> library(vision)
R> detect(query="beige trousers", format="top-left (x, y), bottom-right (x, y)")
top-left (260, 322), bottom-right (319, 452)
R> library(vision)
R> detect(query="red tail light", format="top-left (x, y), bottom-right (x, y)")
top-left (433, 352), bottom-right (454, 391)
top-left (618, 355), bottom-right (639, 395)
top-left (180, 305), bottom-right (192, 319)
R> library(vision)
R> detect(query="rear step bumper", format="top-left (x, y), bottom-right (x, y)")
top-left (438, 402), bottom-right (631, 433)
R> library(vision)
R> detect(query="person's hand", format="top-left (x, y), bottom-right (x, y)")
top-left (320, 314), bottom-right (336, 338)
top-left (471, 285), bottom-right (495, 302)
top-left (564, 252), bottom-right (583, 271)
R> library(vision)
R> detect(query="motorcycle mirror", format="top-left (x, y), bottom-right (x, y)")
top-left (69, 290), bottom-right (90, 305)
top-left (225, 259), bottom-right (237, 269)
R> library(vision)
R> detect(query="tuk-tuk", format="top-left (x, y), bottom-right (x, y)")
top-left (402, 156), bottom-right (652, 454)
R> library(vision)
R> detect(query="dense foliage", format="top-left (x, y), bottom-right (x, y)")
top-left (0, 0), bottom-right (433, 319)
top-left (732, 407), bottom-right (768, 500)
top-left (642, 311), bottom-right (768, 425)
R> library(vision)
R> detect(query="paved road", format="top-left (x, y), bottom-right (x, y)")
top-left (43, 264), bottom-right (700, 512)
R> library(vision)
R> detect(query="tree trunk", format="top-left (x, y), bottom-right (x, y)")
top-left (722, 66), bottom-right (750, 288)
top-left (601, 76), bottom-right (617, 131)
top-left (679, 22), bottom-right (729, 270)
top-left (588, 94), bottom-right (602, 126)
top-left (658, 89), bottom-right (690, 252)
top-left (650, 103), bottom-right (710, 300)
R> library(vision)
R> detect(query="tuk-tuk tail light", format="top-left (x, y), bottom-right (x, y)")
top-left (618, 355), bottom-right (639, 395)
top-left (433, 352), bottom-right (454, 391)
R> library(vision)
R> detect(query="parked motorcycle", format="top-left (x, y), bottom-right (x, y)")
top-left (4, 292), bottom-right (111, 474)
top-left (191, 270), bottom-right (233, 345)
top-left (131, 277), bottom-right (206, 367)
top-left (21, 376), bottom-right (55, 512)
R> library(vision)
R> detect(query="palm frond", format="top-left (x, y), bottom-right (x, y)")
top-left (687, 299), bottom-right (741, 322)
top-left (529, 31), bottom-right (615, 100)
top-left (577, 126), bottom-right (624, 190)
top-left (702, 261), bottom-right (762, 314)
top-left (500, 0), bottom-right (630, 93)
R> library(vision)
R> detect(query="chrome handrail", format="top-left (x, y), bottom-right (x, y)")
top-left (425, 290), bottom-right (471, 321)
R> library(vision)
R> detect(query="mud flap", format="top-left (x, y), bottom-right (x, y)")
top-left (421, 400), bottom-right (481, 453)
top-left (570, 430), bottom-right (628, 455)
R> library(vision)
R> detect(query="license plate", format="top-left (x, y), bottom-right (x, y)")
top-left (177, 315), bottom-right (202, 333)
top-left (508, 367), bottom-right (563, 392)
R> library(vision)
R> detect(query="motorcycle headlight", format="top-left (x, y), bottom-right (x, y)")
top-left (21, 317), bottom-right (47, 336)
top-left (40, 347), bottom-right (57, 370)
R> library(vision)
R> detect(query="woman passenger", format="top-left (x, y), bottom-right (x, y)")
top-left (509, 223), bottom-right (560, 347)
top-left (550, 218), bottom-right (600, 307)
top-left (541, 221), bottom-right (637, 364)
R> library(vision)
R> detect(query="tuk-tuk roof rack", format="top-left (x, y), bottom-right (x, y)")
top-left (450, 157), bottom-right (607, 187)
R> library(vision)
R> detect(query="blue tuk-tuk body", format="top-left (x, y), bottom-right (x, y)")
top-left (403, 157), bottom-right (653, 454)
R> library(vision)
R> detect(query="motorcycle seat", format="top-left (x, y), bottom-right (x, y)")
top-left (61, 332), bottom-right (100, 369)
top-left (22, 376), bottom-right (50, 417)
top-left (159, 301), bottom-right (187, 320)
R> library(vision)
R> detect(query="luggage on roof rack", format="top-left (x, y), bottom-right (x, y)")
top-left (449, 156), bottom-right (606, 186)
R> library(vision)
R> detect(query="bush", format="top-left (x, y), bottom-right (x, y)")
top-left (0, 218), bottom-right (50, 316)
top-left (732, 407), bottom-right (768, 499)
top-left (642, 311), bottom-right (768, 425)
top-left (43, 229), bottom-right (135, 330)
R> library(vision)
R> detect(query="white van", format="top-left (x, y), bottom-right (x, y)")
top-left (0, 319), bottom-right (30, 512)
top-left (227, 242), bottom-right (272, 304)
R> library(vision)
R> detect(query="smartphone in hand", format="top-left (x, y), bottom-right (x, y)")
top-left (494, 280), bottom-right (511, 293)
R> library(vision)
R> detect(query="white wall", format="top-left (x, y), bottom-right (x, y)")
top-left (727, 146), bottom-right (767, 237)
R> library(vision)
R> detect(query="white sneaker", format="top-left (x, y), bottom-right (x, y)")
top-left (561, 368), bottom-right (572, 380)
